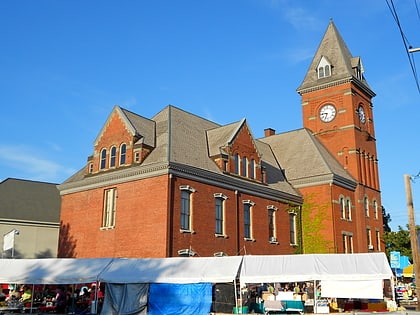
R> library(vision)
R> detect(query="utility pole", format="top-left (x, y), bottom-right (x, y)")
top-left (404, 174), bottom-right (420, 310)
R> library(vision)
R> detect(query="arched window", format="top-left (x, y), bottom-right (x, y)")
top-left (242, 156), bottom-right (248, 177)
top-left (318, 66), bottom-right (325, 78)
top-left (325, 65), bottom-right (330, 76)
top-left (100, 149), bottom-right (107, 170)
top-left (340, 196), bottom-right (345, 219)
top-left (120, 143), bottom-right (126, 165)
top-left (250, 159), bottom-right (255, 179)
top-left (346, 199), bottom-right (352, 220)
top-left (364, 196), bottom-right (369, 217)
top-left (234, 154), bottom-right (240, 175)
top-left (110, 146), bottom-right (117, 168)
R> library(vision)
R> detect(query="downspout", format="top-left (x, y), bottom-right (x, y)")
top-left (166, 106), bottom-right (173, 257)
top-left (330, 182), bottom-right (337, 253)
top-left (235, 190), bottom-right (240, 255)
top-left (167, 173), bottom-right (174, 257)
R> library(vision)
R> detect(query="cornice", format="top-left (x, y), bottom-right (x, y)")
top-left (297, 76), bottom-right (375, 98)
top-left (59, 162), bottom-right (303, 205)
top-left (289, 173), bottom-right (357, 191)
top-left (169, 162), bottom-right (303, 205)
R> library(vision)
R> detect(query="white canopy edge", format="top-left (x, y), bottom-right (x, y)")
top-left (239, 252), bottom-right (393, 284)
top-left (0, 253), bottom-right (391, 286)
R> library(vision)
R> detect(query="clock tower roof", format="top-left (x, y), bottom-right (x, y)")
top-left (296, 20), bottom-right (374, 97)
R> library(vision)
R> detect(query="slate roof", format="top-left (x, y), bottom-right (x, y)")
top-left (60, 105), bottom-right (301, 203)
top-left (259, 128), bottom-right (356, 190)
top-left (0, 178), bottom-right (61, 222)
top-left (297, 20), bottom-right (373, 96)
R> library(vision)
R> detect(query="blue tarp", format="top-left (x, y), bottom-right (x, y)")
top-left (148, 283), bottom-right (212, 315)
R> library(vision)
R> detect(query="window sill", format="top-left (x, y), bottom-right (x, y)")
top-left (244, 237), bottom-right (255, 242)
top-left (269, 240), bottom-right (279, 245)
top-left (215, 234), bottom-right (229, 239)
top-left (100, 226), bottom-right (115, 231)
top-left (180, 229), bottom-right (195, 234)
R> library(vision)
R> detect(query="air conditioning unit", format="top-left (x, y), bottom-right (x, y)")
top-left (368, 244), bottom-right (374, 250)
top-left (269, 237), bottom-right (277, 243)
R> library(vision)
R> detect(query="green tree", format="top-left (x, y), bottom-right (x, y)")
top-left (294, 194), bottom-right (334, 254)
top-left (383, 225), bottom-right (412, 261)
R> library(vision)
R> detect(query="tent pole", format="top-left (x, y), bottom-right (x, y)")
top-left (234, 278), bottom-right (238, 309)
top-left (29, 284), bottom-right (35, 314)
top-left (314, 280), bottom-right (317, 314)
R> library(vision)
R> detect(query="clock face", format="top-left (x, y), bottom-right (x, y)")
top-left (357, 106), bottom-right (366, 123)
top-left (319, 104), bottom-right (336, 122)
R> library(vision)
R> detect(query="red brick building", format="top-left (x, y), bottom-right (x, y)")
top-left (58, 21), bottom-right (383, 258)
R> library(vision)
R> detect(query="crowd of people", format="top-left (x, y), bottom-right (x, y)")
top-left (0, 283), bottom-right (104, 313)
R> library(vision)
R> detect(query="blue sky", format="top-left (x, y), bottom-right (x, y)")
top-left (0, 0), bottom-right (419, 231)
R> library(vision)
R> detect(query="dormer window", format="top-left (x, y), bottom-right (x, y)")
top-left (317, 56), bottom-right (332, 79)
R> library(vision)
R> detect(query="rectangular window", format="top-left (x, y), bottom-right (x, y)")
top-left (349, 235), bottom-right (354, 253)
top-left (180, 190), bottom-right (191, 231)
top-left (102, 188), bottom-right (117, 228)
top-left (367, 228), bottom-right (372, 249)
top-left (343, 234), bottom-right (348, 253)
top-left (376, 230), bottom-right (381, 251)
top-left (244, 203), bottom-right (251, 239)
top-left (289, 212), bottom-right (297, 245)
top-left (215, 198), bottom-right (224, 235)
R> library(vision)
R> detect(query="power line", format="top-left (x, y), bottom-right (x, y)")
top-left (415, 0), bottom-right (420, 21)
top-left (386, 0), bottom-right (420, 94)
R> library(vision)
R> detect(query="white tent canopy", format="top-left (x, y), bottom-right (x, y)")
top-left (0, 253), bottom-right (392, 297)
top-left (240, 252), bottom-right (392, 283)
top-left (239, 253), bottom-right (393, 299)
top-left (0, 258), bottom-right (113, 284)
top-left (98, 256), bottom-right (243, 284)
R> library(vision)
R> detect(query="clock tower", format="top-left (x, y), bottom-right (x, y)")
top-left (297, 20), bottom-right (383, 252)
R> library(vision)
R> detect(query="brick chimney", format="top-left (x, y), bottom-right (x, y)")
top-left (264, 128), bottom-right (275, 137)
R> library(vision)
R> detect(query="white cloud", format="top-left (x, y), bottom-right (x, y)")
top-left (0, 145), bottom-right (76, 183)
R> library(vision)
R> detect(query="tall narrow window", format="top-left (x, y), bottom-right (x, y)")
top-left (373, 200), bottom-right (378, 219)
top-left (214, 193), bottom-right (228, 236)
top-left (110, 146), bottom-right (117, 168)
top-left (289, 212), bottom-right (297, 245)
top-left (234, 154), bottom-right (240, 175)
top-left (376, 230), bottom-right (381, 251)
top-left (367, 228), bottom-right (373, 249)
top-left (268, 205), bottom-right (277, 242)
top-left (364, 196), bottom-right (369, 217)
top-left (243, 200), bottom-right (254, 239)
top-left (180, 185), bottom-right (195, 232)
top-left (100, 149), bottom-right (107, 170)
top-left (250, 159), bottom-right (255, 179)
top-left (102, 188), bottom-right (117, 228)
top-left (343, 234), bottom-right (348, 254)
top-left (242, 156), bottom-right (248, 177)
top-left (120, 143), bottom-right (126, 165)
top-left (346, 199), bottom-right (352, 220)
top-left (340, 196), bottom-right (345, 219)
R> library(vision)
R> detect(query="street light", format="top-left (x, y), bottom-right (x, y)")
top-left (3, 229), bottom-right (20, 258)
